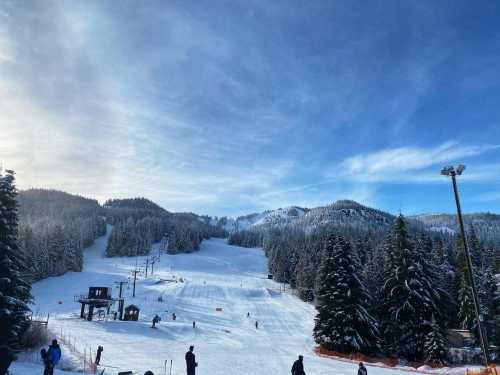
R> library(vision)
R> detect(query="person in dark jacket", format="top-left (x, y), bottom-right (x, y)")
top-left (0, 346), bottom-right (15, 375)
top-left (358, 362), bottom-right (367, 375)
top-left (291, 355), bottom-right (305, 375)
top-left (41, 348), bottom-right (52, 375)
top-left (95, 345), bottom-right (103, 365)
top-left (185, 345), bottom-right (197, 375)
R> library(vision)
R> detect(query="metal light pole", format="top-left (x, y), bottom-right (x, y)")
top-left (441, 165), bottom-right (489, 366)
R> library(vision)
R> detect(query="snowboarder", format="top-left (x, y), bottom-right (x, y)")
top-left (192, 321), bottom-right (196, 329)
top-left (358, 362), bottom-right (367, 375)
top-left (0, 346), bottom-right (15, 375)
top-left (291, 355), bottom-right (305, 375)
top-left (255, 321), bottom-right (259, 329)
top-left (185, 345), bottom-right (198, 375)
top-left (95, 345), bottom-right (103, 365)
top-left (152, 315), bottom-right (161, 328)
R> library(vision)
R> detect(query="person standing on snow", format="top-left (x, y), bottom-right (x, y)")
top-left (255, 321), bottom-right (259, 329)
top-left (95, 345), bottom-right (103, 365)
top-left (46, 339), bottom-right (61, 375)
top-left (41, 348), bottom-right (52, 375)
top-left (185, 345), bottom-right (198, 375)
top-left (358, 362), bottom-right (367, 375)
top-left (291, 355), bottom-right (306, 375)
top-left (0, 346), bottom-right (15, 375)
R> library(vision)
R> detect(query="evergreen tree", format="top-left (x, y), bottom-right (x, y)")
top-left (378, 215), bottom-right (443, 361)
top-left (313, 234), bottom-right (378, 354)
top-left (295, 252), bottom-right (315, 302)
top-left (424, 318), bottom-right (448, 365)
top-left (0, 170), bottom-right (32, 347)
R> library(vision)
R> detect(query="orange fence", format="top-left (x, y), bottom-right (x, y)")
top-left (466, 366), bottom-right (499, 375)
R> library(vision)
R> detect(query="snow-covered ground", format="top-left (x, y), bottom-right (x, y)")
top-left (12, 229), bottom-right (467, 375)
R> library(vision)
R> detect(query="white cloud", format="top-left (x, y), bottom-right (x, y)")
top-left (334, 142), bottom-right (500, 183)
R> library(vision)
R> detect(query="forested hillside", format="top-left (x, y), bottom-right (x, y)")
top-left (228, 201), bottom-right (500, 362)
top-left (17, 189), bottom-right (106, 281)
top-left (104, 198), bottom-right (226, 257)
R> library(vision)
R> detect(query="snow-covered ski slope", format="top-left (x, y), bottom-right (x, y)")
top-left (23, 230), bottom-right (428, 375)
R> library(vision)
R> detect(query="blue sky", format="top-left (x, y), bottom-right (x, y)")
top-left (1, 0), bottom-right (499, 216)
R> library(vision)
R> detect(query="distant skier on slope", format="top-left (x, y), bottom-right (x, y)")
top-left (185, 345), bottom-right (198, 375)
top-left (255, 321), bottom-right (259, 329)
top-left (358, 362), bottom-right (367, 375)
top-left (291, 355), bottom-right (306, 375)
top-left (95, 345), bottom-right (103, 365)
top-left (152, 315), bottom-right (161, 328)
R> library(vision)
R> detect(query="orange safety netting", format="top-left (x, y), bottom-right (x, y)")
top-left (466, 367), bottom-right (499, 375)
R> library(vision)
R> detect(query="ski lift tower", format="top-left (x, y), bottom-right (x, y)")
top-left (441, 164), bottom-right (489, 367)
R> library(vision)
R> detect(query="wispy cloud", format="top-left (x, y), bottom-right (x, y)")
top-left (333, 142), bottom-right (500, 183)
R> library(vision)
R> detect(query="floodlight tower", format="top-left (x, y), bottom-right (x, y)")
top-left (441, 164), bottom-right (489, 366)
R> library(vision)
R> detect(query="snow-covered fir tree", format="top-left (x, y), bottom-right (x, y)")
top-left (0, 170), bottom-right (32, 347)
top-left (313, 234), bottom-right (379, 354)
top-left (424, 318), bottom-right (448, 365)
top-left (378, 215), bottom-right (445, 361)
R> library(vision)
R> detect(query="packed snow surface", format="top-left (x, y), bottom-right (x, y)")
top-left (23, 229), bottom-right (435, 375)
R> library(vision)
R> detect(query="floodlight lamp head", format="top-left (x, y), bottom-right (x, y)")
top-left (440, 166), bottom-right (454, 176)
top-left (456, 164), bottom-right (466, 175)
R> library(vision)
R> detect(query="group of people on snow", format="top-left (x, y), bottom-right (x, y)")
top-left (40, 339), bottom-right (62, 375)
top-left (291, 355), bottom-right (368, 375)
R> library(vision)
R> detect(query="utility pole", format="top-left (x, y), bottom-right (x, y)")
top-left (441, 165), bottom-right (489, 367)
top-left (151, 258), bottom-right (156, 275)
top-left (115, 281), bottom-right (128, 320)
top-left (115, 281), bottom-right (128, 299)
top-left (131, 269), bottom-right (140, 298)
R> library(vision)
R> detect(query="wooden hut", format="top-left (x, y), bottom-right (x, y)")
top-left (123, 304), bottom-right (140, 321)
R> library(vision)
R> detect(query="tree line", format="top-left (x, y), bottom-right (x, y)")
top-left (104, 199), bottom-right (226, 257)
top-left (229, 216), bottom-right (500, 364)
top-left (17, 189), bottom-right (106, 281)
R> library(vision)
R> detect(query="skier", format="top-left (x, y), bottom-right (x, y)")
top-left (358, 362), bottom-right (367, 375)
top-left (172, 312), bottom-right (177, 321)
top-left (247, 312), bottom-right (250, 318)
top-left (185, 345), bottom-right (198, 375)
top-left (192, 321), bottom-right (196, 329)
top-left (95, 345), bottom-right (103, 365)
top-left (255, 321), bottom-right (259, 329)
top-left (152, 315), bottom-right (161, 328)
top-left (0, 346), bottom-right (15, 375)
top-left (46, 339), bottom-right (62, 375)
top-left (291, 355), bottom-right (305, 375)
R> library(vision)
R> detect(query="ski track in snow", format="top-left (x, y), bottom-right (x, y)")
top-left (17, 228), bottom-right (433, 375)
